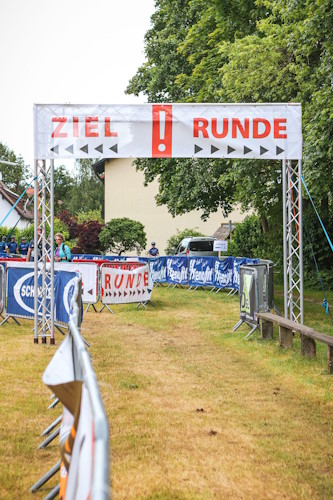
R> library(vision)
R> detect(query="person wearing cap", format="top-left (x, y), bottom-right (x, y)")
top-left (148, 241), bottom-right (159, 257)
top-left (6, 235), bottom-right (18, 255)
top-left (0, 236), bottom-right (6, 253)
top-left (18, 237), bottom-right (29, 256)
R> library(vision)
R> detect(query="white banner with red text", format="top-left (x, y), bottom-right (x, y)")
top-left (34, 103), bottom-right (302, 160)
top-left (101, 263), bottom-right (153, 304)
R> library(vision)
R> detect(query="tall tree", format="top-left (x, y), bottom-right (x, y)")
top-left (126, 0), bottom-right (333, 255)
top-left (0, 142), bottom-right (30, 193)
top-left (54, 165), bottom-right (74, 214)
top-left (67, 159), bottom-right (104, 216)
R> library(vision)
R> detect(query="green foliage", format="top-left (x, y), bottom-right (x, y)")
top-left (0, 226), bottom-right (12, 243)
top-left (77, 209), bottom-right (104, 224)
top-left (54, 165), bottom-right (74, 215)
top-left (165, 227), bottom-right (205, 255)
top-left (126, 0), bottom-right (333, 287)
top-left (67, 160), bottom-right (103, 216)
top-left (99, 218), bottom-right (147, 256)
top-left (0, 142), bottom-right (31, 193)
top-left (228, 215), bottom-right (266, 258)
top-left (53, 160), bottom-right (103, 217)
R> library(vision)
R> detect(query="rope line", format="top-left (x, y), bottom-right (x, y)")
top-left (301, 175), bottom-right (333, 253)
top-left (0, 176), bottom-right (37, 229)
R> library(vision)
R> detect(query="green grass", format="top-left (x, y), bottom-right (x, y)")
top-left (0, 285), bottom-right (332, 498)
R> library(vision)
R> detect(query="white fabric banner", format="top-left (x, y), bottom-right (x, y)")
top-left (5, 261), bottom-right (98, 304)
top-left (34, 103), bottom-right (302, 160)
top-left (56, 262), bottom-right (99, 303)
top-left (65, 385), bottom-right (94, 500)
top-left (101, 264), bottom-right (153, 304)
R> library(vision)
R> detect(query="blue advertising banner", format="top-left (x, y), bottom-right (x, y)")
top-left (6, 267), bottom-right (79, 321)
top-left (166, 257), bottom-right (188, 285)
top-left (213, 257), bottom-right (234, 289)
top-left (55, 271), bottom-right (81, 324)
top-left (147, 257), bottom-right (167, 284)
top-left (188, 257), bottom-right (215, 287)
top-left (233, 258), bottom-right (259, 290)
top-left (72, 254), bottom-right (261, 290)
top-left (7, 267), bottom-right (42, 317)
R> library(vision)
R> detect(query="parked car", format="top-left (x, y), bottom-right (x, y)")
top-left (175, 237), bottom-right (218, 257)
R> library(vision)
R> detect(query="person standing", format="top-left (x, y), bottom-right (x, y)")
top-left (0, 236), bottom-right (6, 253)
top-left (26, 228), bottom-right (43, 262)
top-left (54, 233), bottom-right (71, 262)
top-left (6, 235), bottom-right (18, 255)
top-left (148, 241), bottom-right (159, 257)
top-left (18, 237), bottom-right (29, 256)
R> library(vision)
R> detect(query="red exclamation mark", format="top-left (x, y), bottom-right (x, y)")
top-left (152, 105), bottom-right (173, 157)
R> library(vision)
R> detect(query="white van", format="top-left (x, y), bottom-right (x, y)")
top-left (175, 237), bottom-right (218, 257)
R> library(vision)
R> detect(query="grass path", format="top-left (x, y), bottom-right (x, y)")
top-left (0, 286), bottom-right (332, 498)
top-left (86, 287), bottom-right (333, 499)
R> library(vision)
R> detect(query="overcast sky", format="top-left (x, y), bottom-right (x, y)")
top-left (0, 0), bottom-right (155, 173)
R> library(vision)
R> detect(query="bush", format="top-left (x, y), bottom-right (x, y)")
top-left (99, 218), bottom-right (146, 255)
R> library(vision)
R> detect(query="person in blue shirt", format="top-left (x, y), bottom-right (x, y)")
top-left (18, 237), bottom-right (29, 256)
top-left (54, 233), bottom-right (71, 262)
top-left (0, 236), bottom-right (6, 253)
top-left (6, 235), bottom-right (18, 255)
top-left (148, 241), bottom-right (159, 257)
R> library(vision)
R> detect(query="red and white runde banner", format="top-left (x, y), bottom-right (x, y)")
top-left (101, 264), bottom-right (153, 304)
top-left (34, 103), bottom-right (302, 160)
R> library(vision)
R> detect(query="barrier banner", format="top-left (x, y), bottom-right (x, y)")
top-left (56, 262), bottom-right (99, 304)
top-left (34, 103), bottom-right (302, 160)
top-left (239, 267), bottom-right (257, 324)
top-left (233, 258), bottom-right (258, 291)
top-left (166, 257), bottom-right (188, 285)
top-left (188, 257), bottom-right (215, 287)
top-left (65, 385), bottom-right (94, 500)
top-left (43, 334), bottom-right (86, 498)
top-left (213, 257), bottom-right (234, 289)
top-left (148, 257), bottom-right (167, 284)
top-left (6, 267), bottom-right (79, 321)
top-left (0, 265), bottom-right (4, 314)
top-left (101, 264), bottom-right (153, 304)
top-left (55, 271), bottom-right (81, 325)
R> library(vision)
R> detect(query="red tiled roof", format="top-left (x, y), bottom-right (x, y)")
top-left (0, 181), bottom-right (34, 220)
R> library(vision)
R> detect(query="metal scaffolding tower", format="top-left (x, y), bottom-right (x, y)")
top-left (33, 159), bottom-right (55, 343)
top-left (282, 159), bottom-right (304, 324)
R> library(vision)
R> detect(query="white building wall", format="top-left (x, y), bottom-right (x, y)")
top-left (0, 196), bottom-right (30, 230)
top-left (104, 159), bottom-right (246, 255)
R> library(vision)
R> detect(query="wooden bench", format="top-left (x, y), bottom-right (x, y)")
top-left (257, 312), bottom-right (333, 374)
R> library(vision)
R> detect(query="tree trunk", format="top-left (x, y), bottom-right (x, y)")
top-left (261, 215), bottom-right (269, 234)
